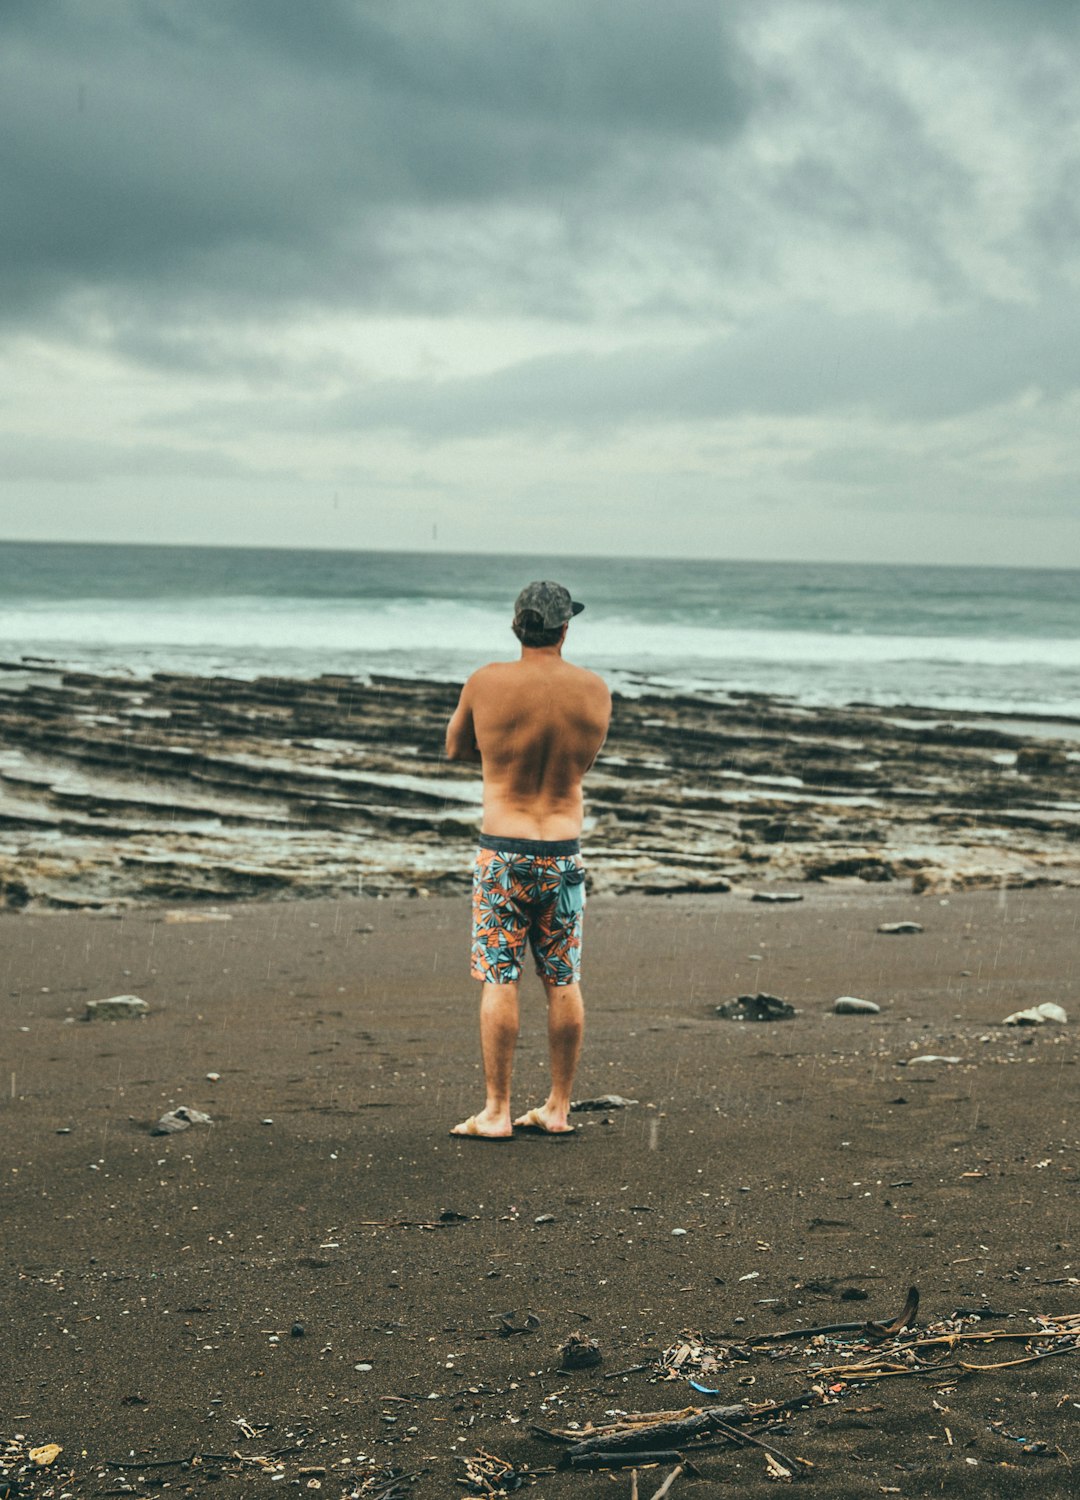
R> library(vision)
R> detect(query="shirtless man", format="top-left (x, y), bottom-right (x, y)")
top-left (445, 581), bottom-right (611, 1140)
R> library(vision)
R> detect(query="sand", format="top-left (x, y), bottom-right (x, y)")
top-left (3, 885), bottom-right (1079, 1497)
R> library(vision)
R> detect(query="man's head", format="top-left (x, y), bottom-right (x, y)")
top-left (512, 580), bottom-right (584, 648)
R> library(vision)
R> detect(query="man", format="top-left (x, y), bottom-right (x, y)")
top-left (445, 581), bottom-right (611, 1139)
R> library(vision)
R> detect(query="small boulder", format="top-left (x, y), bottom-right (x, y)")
top-left (834, 996), bottom-right (881, 1014)
top-left (716, 993), bottom-right (797, 1022)
top-left (1003, 1003), bottom-right (1067, 1026)
top-left (85, 995), bottom-right (149, 1021)
top-left (152, 1105), bottom-right (212, 1135)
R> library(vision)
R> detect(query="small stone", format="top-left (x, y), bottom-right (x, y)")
top-left (571, 1094), bottom-right (638, 1111)
top-left (751, 891), bottom-right (804, 903)
top-left (877, 922), bottom-right (923, 935)
top-left (354, 1362), bottom-right (372, 1372)
top-left (905, 1055), bottom-right (962, 1065)
top-left (534, 1214), bottom-right (556, 1224)
top-left (85, 995), bottom-right (150, 1021)
top-left (206, 1072), bottom-right (221, 1082)
top-left (291, 1323), bottom-right (306, 1337)
top-left (671, 1227), bottom-right (688, 1237)
top-left (1003, 1003), bottom-right (1067, 1026)
top-left (834, 996), bottom-right (881, 1014)
top-left (152, 1105), bottom-right (212, 1135)
top-left (560, 1331), bottom-right (602, 1369)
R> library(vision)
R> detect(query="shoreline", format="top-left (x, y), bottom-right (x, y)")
top-left (1, 662), bottom-right (1078, 911)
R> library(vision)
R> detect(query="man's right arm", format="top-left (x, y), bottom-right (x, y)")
top-left (445, 676), bottom-right (482, 763)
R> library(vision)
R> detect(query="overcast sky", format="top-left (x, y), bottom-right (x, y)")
top-left (1, 0), bottom-right (1078, 565)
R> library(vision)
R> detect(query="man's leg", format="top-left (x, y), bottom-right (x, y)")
top-left (513, 979), bottom-right (583, 1134)
top-left (451, 980), bottom-right (519, 1138)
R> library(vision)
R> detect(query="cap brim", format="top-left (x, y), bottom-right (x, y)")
top-left (570, 600), bottom-right (585, 616)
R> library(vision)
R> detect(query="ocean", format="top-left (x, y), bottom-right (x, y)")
top-left (1, 541), bottom-right (1078, 719)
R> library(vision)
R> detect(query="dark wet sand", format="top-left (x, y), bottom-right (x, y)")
top-left (3, 887), bottom-right (1079, 1497)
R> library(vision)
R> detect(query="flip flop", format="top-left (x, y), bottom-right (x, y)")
top-left (449, 1115), bottom-right (513, 1141)
top-left (514, 1108), bottom-right (577, 1137)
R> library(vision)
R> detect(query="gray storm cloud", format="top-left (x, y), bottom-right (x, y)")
top-left (0, 0), bottom-right (1078, 561)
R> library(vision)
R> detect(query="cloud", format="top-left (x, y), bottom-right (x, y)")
top-left (0, 0), bottom-right (755, 324)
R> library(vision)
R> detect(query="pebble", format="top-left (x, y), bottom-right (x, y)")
top-left (1003, 1003), bottom-right (1067, 1026)
top-left (152, 1105), bottom-right (212, 1135)
top-left (877, 922), bottom-right (923, 934)
top-left (291, 1323), bottom-right (305, 1337)
top-left (671, 1228), bottom-right (688, 1237)
top-left (354, 1363), bottom-right (372, 1372)
top-left (905, 1055), bottom-right (962, 1065)
top-left (834, 996), bottom-right (881, 1014)
top-left (534, 1214), bottom-right (556, 1224)
top-left (751, 891), bottom-right (804, 903)
top-left (85, 995), bottom-right (150, 1021)
top-left (206, 1072), bottom-right (221, 1082)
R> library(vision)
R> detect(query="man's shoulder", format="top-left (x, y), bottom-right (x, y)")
top-left (564, 661), bottom-right (611, 699)
top-left (463, 661), bottom-right (515, 695)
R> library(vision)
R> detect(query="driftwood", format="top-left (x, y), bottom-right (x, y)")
top-left (561, 1393), bottom-right (816, 1460)
top-left (568, 1450), bottom-right (684, 1470)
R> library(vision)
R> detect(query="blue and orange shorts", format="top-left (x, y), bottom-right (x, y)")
top-left (471, 835), bottom-right (586, 986)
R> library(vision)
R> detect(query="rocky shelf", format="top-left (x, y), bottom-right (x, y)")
top-left (1, 662), bottom-right (1077, 908)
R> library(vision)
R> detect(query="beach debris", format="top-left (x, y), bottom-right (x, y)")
top-left (534, 1213), bottom-right (556, 1224)
top-left (715, 993), bottom-right (796, 1022)
top-left (497, 1311), bottom-right (541, 1338)
top-left (29, 1443), bottom-right (62, 1467)
top-left (751, 891), bottom-right (804, 903)
top-left (460, 1449), bottom-right (541, 1494)
top-left (904, 1055), bottom-right (962, 1066)
top-left (833, 996), bottom-right (881, 1014)
top-left (571, 1094), bottom-right (638, 1111)
top-left (1002, 1002), bottom-right (1067, 1026)
top-left (291, 1322), bottom-right (306, 1337)
top-left (164, 909), bottom-right (232, 923)
top-left (877, 921), bottom-right (923, 934)
top-left (560, 1331), bottom-right (602, 1369)
top-left (151, 1104), bottom-right (212, 1135)
top-left (84, 993), bottom-right (149, 1020)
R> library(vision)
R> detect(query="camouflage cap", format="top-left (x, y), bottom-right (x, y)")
top-left (513, 580), bottom-right (585, 629)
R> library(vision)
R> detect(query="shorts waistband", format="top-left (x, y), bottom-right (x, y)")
top-left (477, 834), bottom-right (581, 857)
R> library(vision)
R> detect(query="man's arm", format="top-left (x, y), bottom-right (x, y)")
top-left (445, 678), bottom-right (482, 763)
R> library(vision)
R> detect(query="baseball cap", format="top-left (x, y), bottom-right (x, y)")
top-left (513, 580), bottom-right (585, 629)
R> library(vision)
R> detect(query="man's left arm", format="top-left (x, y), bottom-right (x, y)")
top-left (445, 679), bottom-right (482, 763)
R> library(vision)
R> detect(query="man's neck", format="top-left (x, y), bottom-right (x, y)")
top-left (520, 645), bottom-right (563, 661)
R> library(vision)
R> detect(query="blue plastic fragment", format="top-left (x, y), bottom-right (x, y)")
top-left (689, 1380), bottom-right (721, 1395)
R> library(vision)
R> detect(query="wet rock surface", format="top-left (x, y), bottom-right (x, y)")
top-left (1, 662), bottom-right (1078, 908)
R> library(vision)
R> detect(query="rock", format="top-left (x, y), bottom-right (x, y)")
top-left (751, 891), bottom-right (804, 903)
top-left (671, 1228), bottom-right (688, 1237)
top-left (877, 922), bottom-right (924, 934)
top-left (715, 993), bottom-right (797, 1022)
top-left (560, 1331), bottom-right (602, 1369)
top-left (570, 1094), bottom-right (639, 1112)
top-left (164, 910), bottom-right (232, 923)
top-left (291, 1322), bottom-right (306, 1337)
top-left (904, 1055), bottom-right (962, 1065)
top-left (534, 1213), bottom-right (556, 1224)
top-left (85, 994), bottom-right (150, 1020)
top-left (30, 1444), bottom-right (62, 1467)
top-left (1003, 1003), bottom-right (1067, 1026)
top-left (834, 996), bottom-right (881, 1014)
top-left (152, 1104), bottom-right (212, 1135)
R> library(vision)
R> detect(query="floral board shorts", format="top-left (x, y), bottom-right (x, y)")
top-left (471, 835), bottom-right (586, 986)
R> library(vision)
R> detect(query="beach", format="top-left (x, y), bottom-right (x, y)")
top-left (3, 885), bottom-right (1079, 1497)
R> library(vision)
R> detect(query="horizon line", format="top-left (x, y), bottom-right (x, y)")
top-left (1, 536), bottom-right (1078, 574)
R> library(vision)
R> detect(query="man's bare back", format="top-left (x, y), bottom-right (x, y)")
top-left (446, 654), bottom-right (610, 838)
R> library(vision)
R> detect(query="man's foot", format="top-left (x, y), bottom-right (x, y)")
top-left (450, 1112), bottom-right (513, 1140)
top-left (513, 1106), bottom-right (576, 1136)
